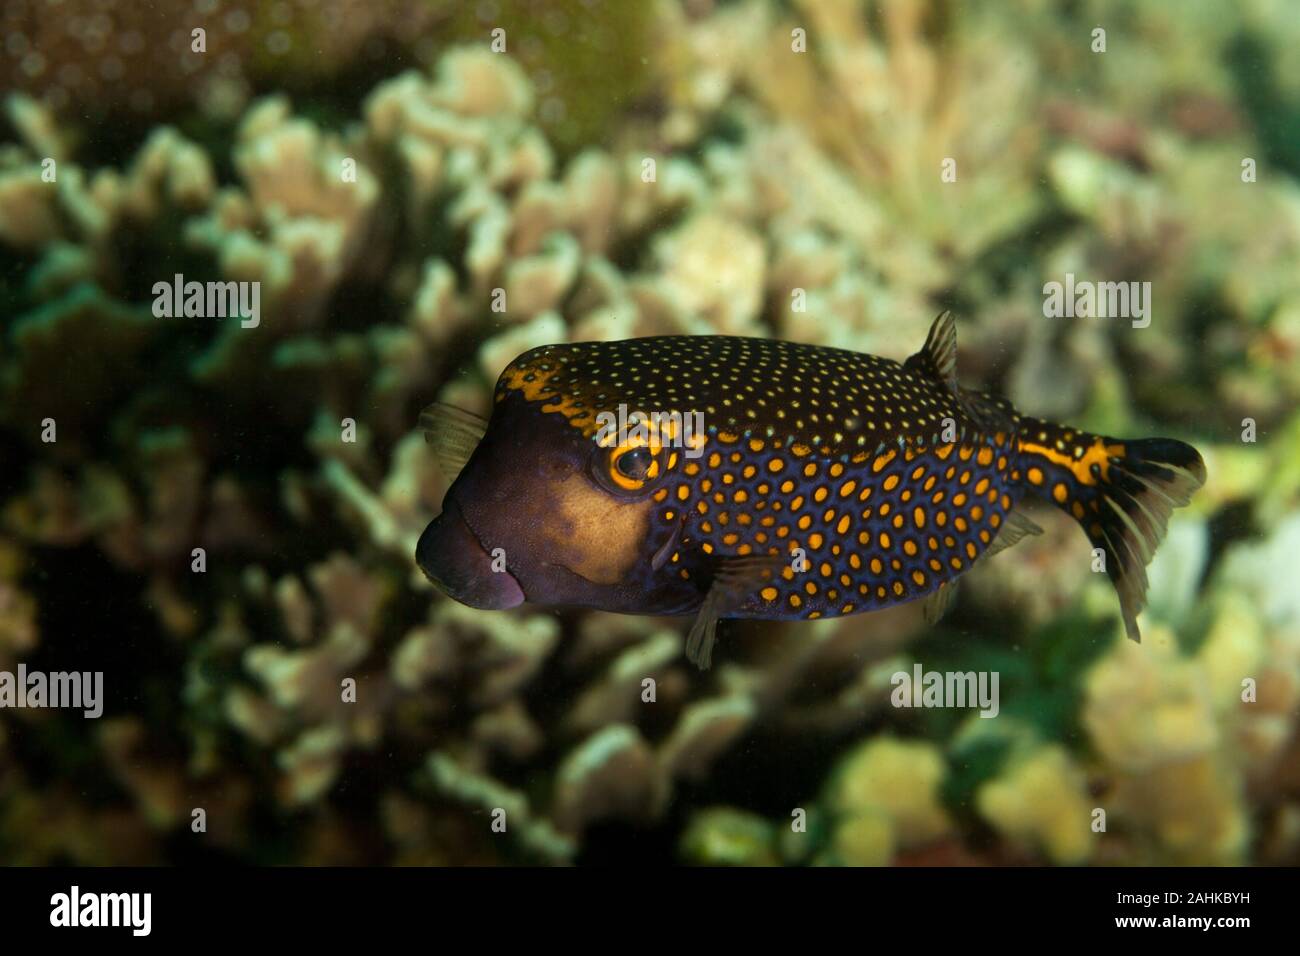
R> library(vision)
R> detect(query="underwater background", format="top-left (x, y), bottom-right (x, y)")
top-left (1, 0), bottom-right (1298, 866)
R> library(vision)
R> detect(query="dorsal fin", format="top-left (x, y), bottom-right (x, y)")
top-left (905, 311), bottom-right (958, 391)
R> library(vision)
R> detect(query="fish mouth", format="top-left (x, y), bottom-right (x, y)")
top-left (415, 501), bottom-right (525, 610)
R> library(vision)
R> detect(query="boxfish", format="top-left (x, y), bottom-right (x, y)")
top-left (416, 313), bottom-right (1206, 669)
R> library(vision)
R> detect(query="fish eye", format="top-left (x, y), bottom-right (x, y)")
top-left (616, 447), bottom-right (654, 480)
top-left (597, 443), bottom-right (663, 494)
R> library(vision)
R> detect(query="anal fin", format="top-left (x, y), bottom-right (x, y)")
top-left (983, 510), bottom-right (1043, 559)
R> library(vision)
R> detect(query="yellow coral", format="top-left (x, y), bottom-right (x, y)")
top-left (977, 745), bottom-right (1094, 865)
top-left (1082, 632), bottom-right (1254, 864)
top-left (831, 812), bottom-right (895, 867)
top-left (1082, 630), bottom-right (1218, 772)
top-left (830, 736), bottom-right (951, 849)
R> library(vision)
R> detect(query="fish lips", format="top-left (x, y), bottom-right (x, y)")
top-left (416, 501), bottom-right (525, 610)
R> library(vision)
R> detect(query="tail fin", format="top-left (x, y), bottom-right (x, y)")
top-left (1015, 418), bottom-right (1206, 642)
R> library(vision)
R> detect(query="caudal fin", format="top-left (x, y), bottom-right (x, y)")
top-left (1016, 418), bottom-right (1206, 641)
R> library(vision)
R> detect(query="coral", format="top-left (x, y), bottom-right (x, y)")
top-left (976, 745), bottom-right (1094, 865)
top-left (1, 2), bottom-right (1298, 867)
top-left (822, 736), bottom-right (953, 863)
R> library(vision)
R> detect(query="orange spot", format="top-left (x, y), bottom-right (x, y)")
top-left (1019, 437), bottom-right (1124, 485)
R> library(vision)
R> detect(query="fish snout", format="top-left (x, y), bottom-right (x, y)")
top-left (416, 503), bottom-right (524, 610)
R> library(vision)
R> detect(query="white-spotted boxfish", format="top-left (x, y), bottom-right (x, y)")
top-left (416, 313), bottom-right (1206, 669)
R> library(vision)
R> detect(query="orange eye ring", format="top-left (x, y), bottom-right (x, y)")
top-left (589, 435), bottom-right (667, 496)
top-left (608, 445), bottom-right (660, 490)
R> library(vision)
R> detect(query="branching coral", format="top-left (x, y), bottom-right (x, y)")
top-left (1, 2), bottom-right (1298, 867)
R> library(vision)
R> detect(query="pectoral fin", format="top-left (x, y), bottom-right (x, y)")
top-left (685, 555), bottom-right (781, 670)
top-left (922, 580), bottom-right (959, 625)
top-left (420, 402), bottom-right (488, 484)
